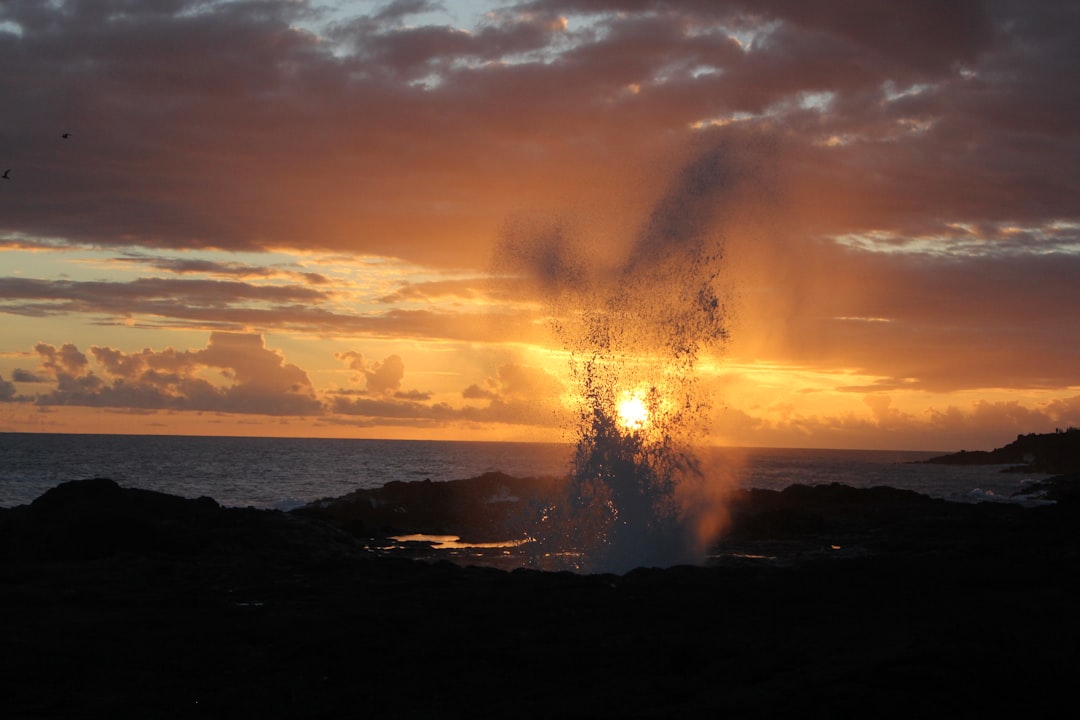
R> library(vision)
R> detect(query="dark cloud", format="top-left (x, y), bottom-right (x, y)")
top-left (112, 253), bottom-right (331, 285)
top-left (0, 273), bottom-right (546, 343)
top-left (1, 0), bottom-right (1076, 266)
top-left (11, 368), bottom-right (47, 383)
top-left (0, 375), bottom-right (15, 401)
top-left (393, 389), bottom-right (432, 401)
top-left (0, 277), bottom-right (327, 317)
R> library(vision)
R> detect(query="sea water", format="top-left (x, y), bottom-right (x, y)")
top-left (0, 432), bottom-right (1050, 509)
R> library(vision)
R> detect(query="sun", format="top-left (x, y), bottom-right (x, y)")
top-left (616, 391), bottom-right (649, 431)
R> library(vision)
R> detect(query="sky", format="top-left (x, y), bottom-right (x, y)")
top-left (1, 0), bottom-right (1079, 451)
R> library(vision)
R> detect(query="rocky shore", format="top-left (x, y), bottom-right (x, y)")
top-left (923, 427), bottom-right (1080, 474)
top-left (3, 475), bottom-right (1080, 717)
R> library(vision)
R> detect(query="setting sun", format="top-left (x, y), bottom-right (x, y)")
top-left (616, 392), bottom-right (650, 431)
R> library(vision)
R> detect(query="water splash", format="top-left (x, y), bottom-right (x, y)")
top-left (503, 143), bottom-right (751, 573)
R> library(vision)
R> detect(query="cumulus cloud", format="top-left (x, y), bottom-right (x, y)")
top-left (34, 342), bottom-right (89, 377)
top-left (28, 332), bottom-right (322, 416)
top-left (335, 351), bottom-right (407, 394)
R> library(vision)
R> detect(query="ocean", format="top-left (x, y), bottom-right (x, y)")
top-left (0, 432), bottom-right (1051, 510)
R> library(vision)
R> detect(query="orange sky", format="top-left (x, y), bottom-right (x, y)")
top-left (2, 0), bottom-right (1079, 451)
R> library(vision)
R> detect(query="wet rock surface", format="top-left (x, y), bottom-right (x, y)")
top-left (3, 477), bottom-right (1080, 717)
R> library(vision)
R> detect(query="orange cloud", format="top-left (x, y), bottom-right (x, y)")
top-left (29, 333), bottom-right (321, 416)
top-left (335, 351), bottom-right (407, 394)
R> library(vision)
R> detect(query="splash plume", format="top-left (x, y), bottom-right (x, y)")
top-left (504, 141), bottom-right (753, 573)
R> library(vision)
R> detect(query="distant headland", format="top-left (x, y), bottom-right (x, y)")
top-left (924, 427), bottom-right (1080, 474)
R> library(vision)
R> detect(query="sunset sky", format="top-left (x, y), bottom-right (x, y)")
top-left (2, 0), bottom-right (1078, 451)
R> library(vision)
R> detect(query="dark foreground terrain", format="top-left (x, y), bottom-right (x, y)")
top-left (3, 475), bottom-right (1080, 718)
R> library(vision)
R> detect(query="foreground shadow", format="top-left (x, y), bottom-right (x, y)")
top-left (2, 476), bottom-right (1080, 717)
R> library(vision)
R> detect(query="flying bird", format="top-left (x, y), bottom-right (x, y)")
top-left (61, 132), bottom-right (71, 139)
top-left (2, 169), bottom-right (9, 179)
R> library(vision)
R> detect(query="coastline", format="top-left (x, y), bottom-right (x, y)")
top-left (0, 432), bottom-right (1044, 510)
top-left (3, 474), bottom-right (1080, 716)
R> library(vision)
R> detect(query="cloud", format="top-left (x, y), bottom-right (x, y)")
top-left (11, 368), bottom-right (47, 383)
top-left (1, 0), bottom-right (1076, 271)
top-left (724, 239), bottom-right (1080, 392)
top-left (335, 351), bottom-right (407, 394)
top-left (12, 333), bottom-right (553, 425)
top-left (0, 277), bottom-right (328, 317)
top-left (330, 361), bottom-right (567, 428)
top-left (111, 253), bottom-right (331, 285)
top-left (329, 394), bottom-right (453, 423)
top-left (460, 363), bottom-right (567, 426)
top-left (28, 332), bottom-right (322, 416)
top-left (335, 5), bottom-right (567, 80)
top-left (714, 391), bottom-right (1080, 452)
top-left (464, 363), bottom-right (564, 401)
top-left (376, 280), bottom-right (474, 304)
top-left (0, 375), bottom-right (15, 401)
top-left (0, 273), bottom-right (546, 343)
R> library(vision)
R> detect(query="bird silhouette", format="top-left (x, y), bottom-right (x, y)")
top-left (2, 169), bottom-right (9, 179)
top-left (61, 133), bottom-right (71, 139)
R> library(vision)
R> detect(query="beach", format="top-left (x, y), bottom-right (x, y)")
top-left (3, 474), bottom-right (1079, 717)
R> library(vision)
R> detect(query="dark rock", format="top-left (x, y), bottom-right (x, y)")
top-left (294, 471), bottom-right (567, 542)
top-left (924, 428), bottom-right (1080, 473)
top-left (1012, 473), bottom-right (1080, 506)
top-left (1, 477), bottom-right (363, 565)
top-left (3, 477), bottom-right (1080, 717)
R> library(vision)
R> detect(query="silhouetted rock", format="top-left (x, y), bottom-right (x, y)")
top-left (295, 475), bottom-right (1054, 566)
top-left (1, 477), bottom-right (362, 565)
top-left (295, 471), bottom-right (567, 542)
top-left (3, 476), bottom-right (1080, 717)
top-left (924, 428), bottom-right (1080, 473)
top-left (1012, 473), bottom-right (1080, 506)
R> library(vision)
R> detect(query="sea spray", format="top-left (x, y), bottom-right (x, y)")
top-left (504, 144), bottom-right (753, 573)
